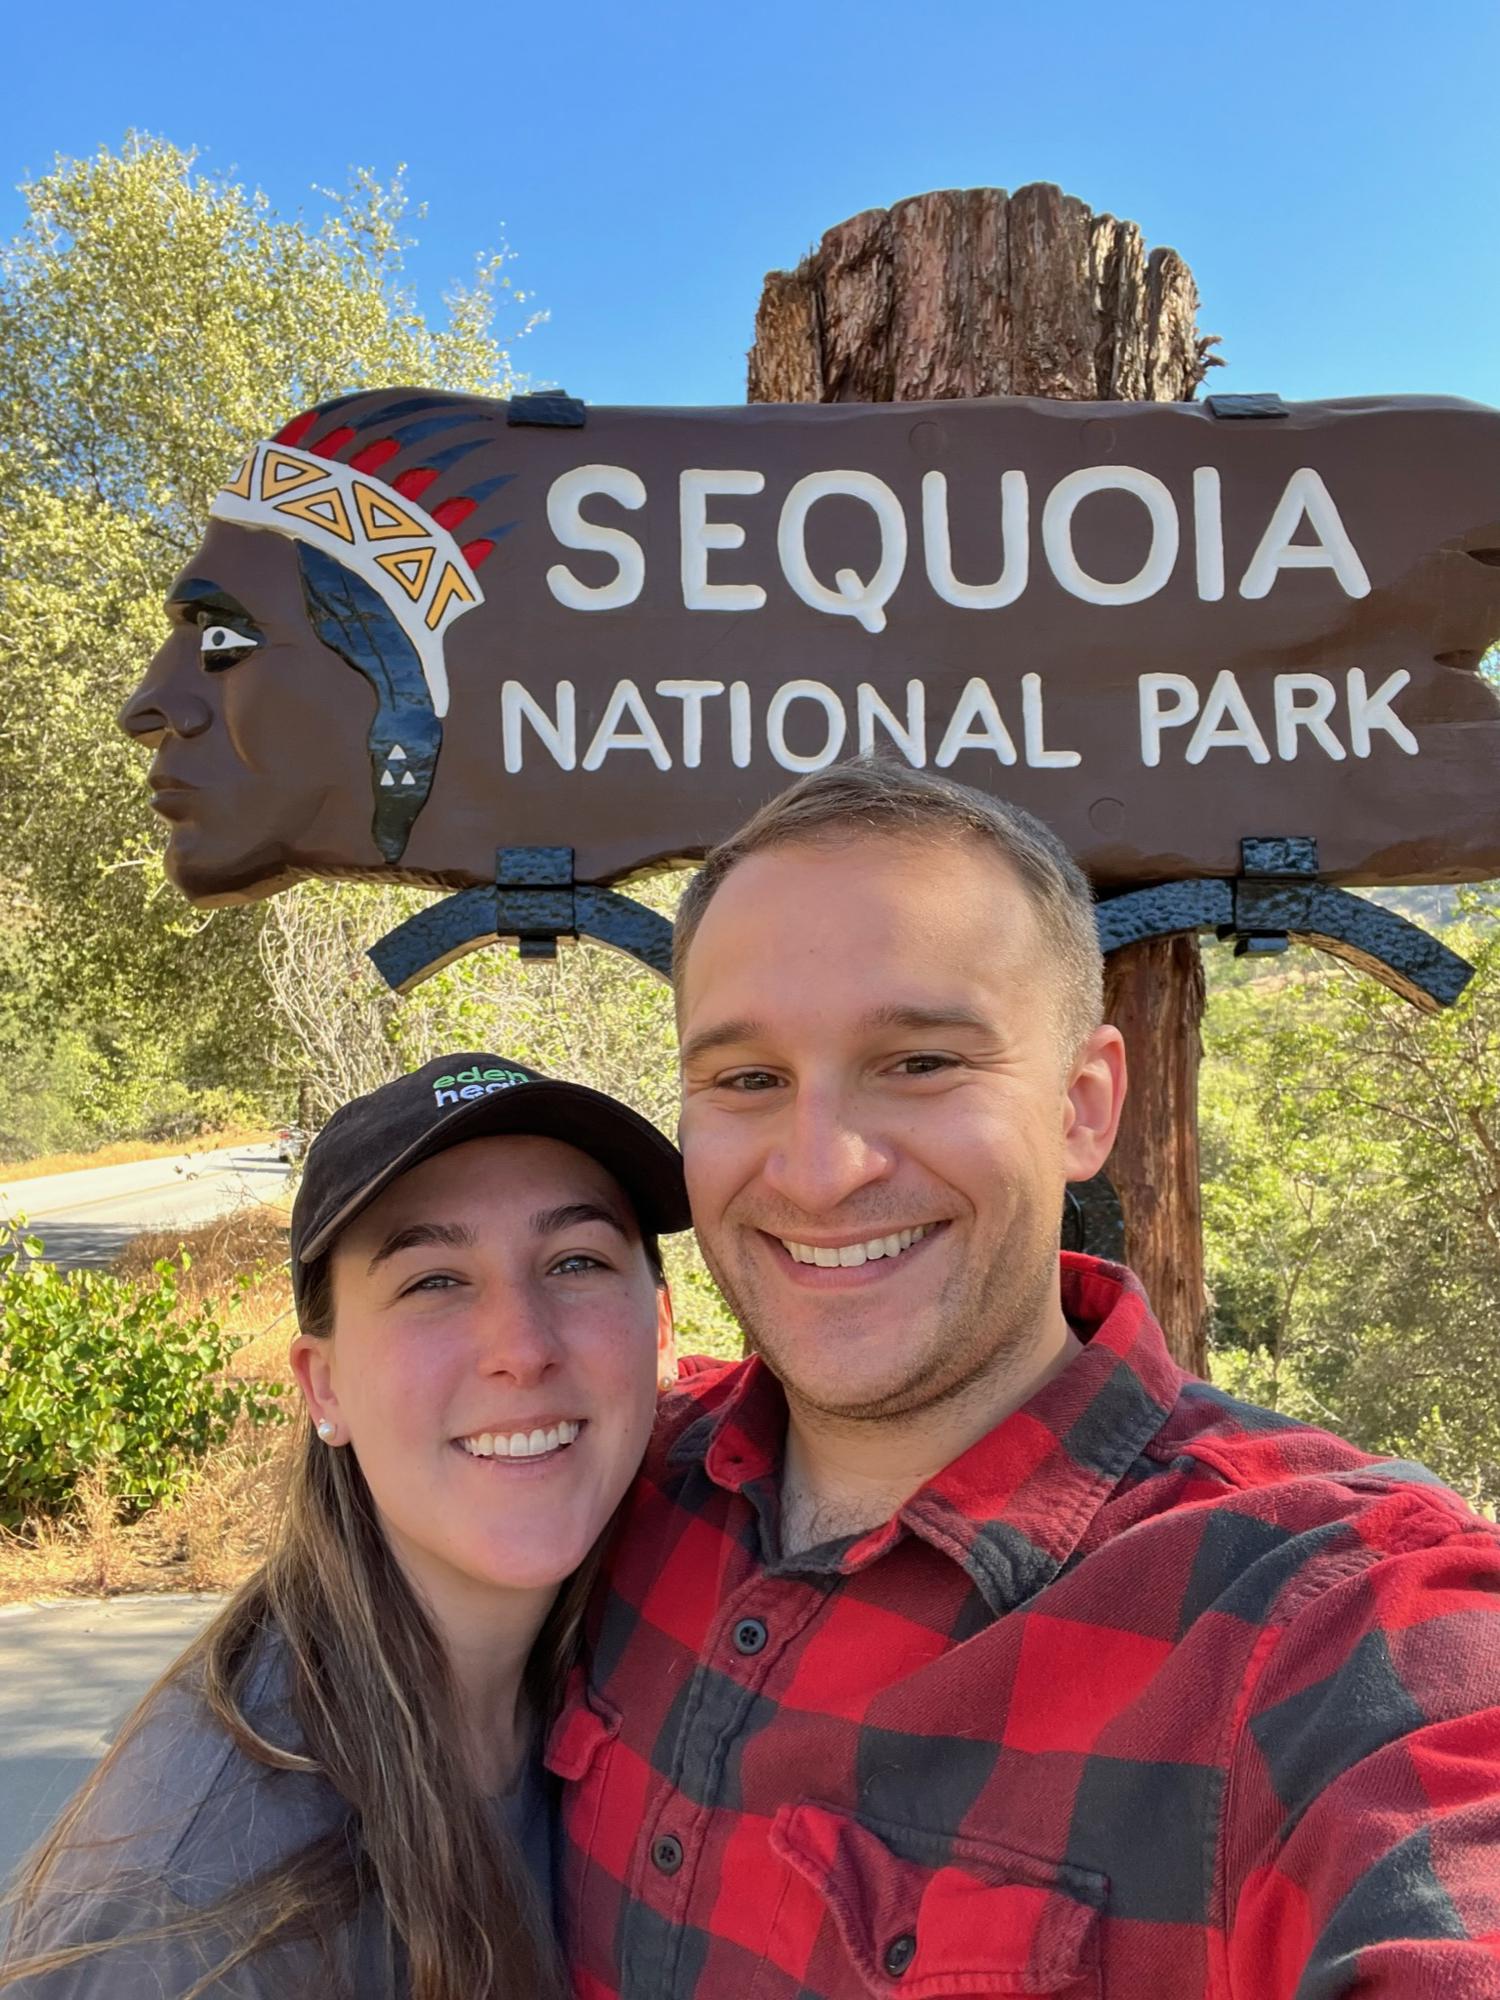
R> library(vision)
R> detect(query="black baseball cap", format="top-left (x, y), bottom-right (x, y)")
top-left (289, 1053), bottom-right (690, 1303)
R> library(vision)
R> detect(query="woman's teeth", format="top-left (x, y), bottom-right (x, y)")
top-left (779, 1225), bottom-right (932, 1268)
top-left (459, 1420), bottom-right (582, 1459)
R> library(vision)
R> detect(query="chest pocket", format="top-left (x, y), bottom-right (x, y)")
top-left (770, 1803), bottom-right (1105, 1998)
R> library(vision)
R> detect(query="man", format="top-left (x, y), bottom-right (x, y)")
top-left (550, 759), bottom-right (1500, 1998)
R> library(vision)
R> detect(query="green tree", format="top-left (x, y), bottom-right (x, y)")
top-left (0, 136), bottom-right (534, 1151)
top-left (1202, 898), bottom-right (1500, 1504)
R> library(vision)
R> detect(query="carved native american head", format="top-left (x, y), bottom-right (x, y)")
top-left (120, 388), bottom-right (514, 903)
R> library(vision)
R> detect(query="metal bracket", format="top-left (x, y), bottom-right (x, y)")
top-left (1204, 392), bottom-right (1289, 420)
top-left (1096, 837), bottom-right (1474, 1012)
top-left (367, 847), bottom-right (672, 993)
top-left (506, 391), bottom-right (587, 428)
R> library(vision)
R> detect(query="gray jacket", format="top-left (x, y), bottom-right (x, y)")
top-left (4, 1637), bottom-right (554, 1998)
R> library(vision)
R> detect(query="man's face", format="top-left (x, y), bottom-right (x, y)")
top-left (677, 837), bottom-right (1122, 1424)
top-left (118, 520), bottom-right (380, 904)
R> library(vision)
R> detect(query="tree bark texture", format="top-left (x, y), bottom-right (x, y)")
top-left (748, 183), bottom-right (1215, 1373)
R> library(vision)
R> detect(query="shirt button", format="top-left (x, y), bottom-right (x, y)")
top-left (883, 1933), bottom-right (917, 1977)
top-left (651, 1834), bottom-right (684, 1876)
top-left (733, 1617), bottom-right (768, 1655)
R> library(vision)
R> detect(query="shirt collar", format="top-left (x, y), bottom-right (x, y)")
top-left (678, 1255), bottom-right (1185, 1614)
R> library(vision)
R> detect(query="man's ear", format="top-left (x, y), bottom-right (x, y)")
top-left (656, 1284), bottom-right (678, 1390)
top-left (1062, 1023), bottom-right (1127, 1182)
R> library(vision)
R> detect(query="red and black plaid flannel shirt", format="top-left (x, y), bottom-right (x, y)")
top-left (549, 1255), bottom-right (1500, 1998)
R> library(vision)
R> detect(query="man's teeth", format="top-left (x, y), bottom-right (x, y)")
top-left (460, 1419), bottom-right (582, 1459)
top-left (780, 1225), bottom-right (932, 1267)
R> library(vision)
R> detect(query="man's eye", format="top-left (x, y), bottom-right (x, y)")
top-left (722, 1070), bottom-right (781, 1093)
top-left (893, 1054), bottom-right (959, 1076)
top-left (199, 622), bottom-right (260, 669)
top-left (403, 1272), bottom-right (460, 1295)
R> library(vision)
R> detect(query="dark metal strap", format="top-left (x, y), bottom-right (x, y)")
top-left (367, 849), bottom-right (674, 991)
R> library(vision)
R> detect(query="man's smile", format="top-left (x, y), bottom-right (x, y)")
top-left (756, 1220), bottom-right (951, 1285)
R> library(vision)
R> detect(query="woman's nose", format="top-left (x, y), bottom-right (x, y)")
top-left (118, 641), bottom-right (213, 743)
top-left (478, 1300), bottom-right (560, 1385)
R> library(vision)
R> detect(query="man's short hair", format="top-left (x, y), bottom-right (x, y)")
top-left (673, 759), bottom-right (1104, 1058)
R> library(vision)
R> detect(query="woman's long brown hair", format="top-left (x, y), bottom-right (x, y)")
top-left (0, 1248), bottom-right (616, 1999)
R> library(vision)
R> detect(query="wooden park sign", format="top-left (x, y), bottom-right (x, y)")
top-left (123, 385), bottom-right (1500, 930)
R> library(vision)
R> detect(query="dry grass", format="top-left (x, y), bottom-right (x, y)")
top-left (0, 1425), bottom-right (294, 1605)
top-left (0, 1127), bottom-right (270, 1186)
top-left (0, 1204), bottom-right (299, 1608)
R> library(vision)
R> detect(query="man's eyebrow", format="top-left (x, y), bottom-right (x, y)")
top-left (531, 1201), bottom-right (633, 1241)
top-left (679, 1018), bottom-right (768, 1068)
top-left (680, 1008), bottom-right (997, 1068)
top-left (166, 577), bottom-right (257, 623)
top-left (367, 1219), bottom-right (477, 1273)
top-left (859, 1003), bottom-right (998, 1036)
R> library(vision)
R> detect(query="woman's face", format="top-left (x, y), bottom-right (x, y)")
top-left (292, 1134), bottom-right (672, 1609)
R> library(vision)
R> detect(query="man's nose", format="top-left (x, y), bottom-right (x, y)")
top-left (118, 640), bottom-right (212, 745)
top-left (761, 1086), bottom-right (896, 1217)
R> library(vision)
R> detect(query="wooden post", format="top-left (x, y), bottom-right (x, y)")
top-left (748, 185), bottom-right (1217, 1372)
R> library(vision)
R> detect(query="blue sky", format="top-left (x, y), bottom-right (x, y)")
top-left (3, 0), bottom-right (1496, 411)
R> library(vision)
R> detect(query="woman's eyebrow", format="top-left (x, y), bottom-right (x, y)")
top-left (531, 1201), bottom-right (631, 1241)
top-left (367, 1220), bottom-right (477, 1273)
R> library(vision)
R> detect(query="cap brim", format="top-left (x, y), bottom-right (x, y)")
top-left (297, 1079), bottom-right (690, 1267)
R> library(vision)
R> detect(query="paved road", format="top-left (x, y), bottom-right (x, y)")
top-left (0, 1145), bottom-right (292, 1271)
top-left (0, 1594), bottom-right (224, 1888)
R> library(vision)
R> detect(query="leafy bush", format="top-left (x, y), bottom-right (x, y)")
top-left (0, 1228), bottom-right (286, 1525)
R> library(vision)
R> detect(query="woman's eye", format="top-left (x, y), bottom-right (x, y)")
top-left (550, 1252), bottom-right (608, 1276)
top-left (199, 622), bottom-right (260, 669)
top-left (403, 1272), bottom-right (460, 1295)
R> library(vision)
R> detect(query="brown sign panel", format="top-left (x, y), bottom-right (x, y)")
top-left (120, 389), bottom-right (1500, 900)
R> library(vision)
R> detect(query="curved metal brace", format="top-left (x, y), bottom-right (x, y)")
top-left (368, 874), bottom-right (673, 994)
top-left (1096, 878), bottom-right (1473, 1013)
top-left (572, 885), bottom-right (674, 977)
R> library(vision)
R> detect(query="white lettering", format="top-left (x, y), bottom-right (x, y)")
top-left (546, 466), bottom-right (647, 611)
top-left (1042, 466), bottom-right (1180, 605)
top-left (501, 680), bottom-right (576, 772)
top-left (777, 470), bottom-right (907, 634)
top-left (728, 681), bottom-right (752, 768)
top-left (1193, 467), bottom-right (1225, 601)
top-left (679, 470), bottom-right (766, 612)
top-left (922, 470), bottom-right (1029, 609)
top-left (1139, 674), bottom-right (1199, 767)
top-left (1186, 670), bottom-right (1271, 764)
top-left (857, 681), bottom-right (926, 764)
top-left (1021, 673), bottom-right (1081, 768)
top-left (766, 680), bottom-right (847, 772)
top-left (1274, 674), bottom-right (1345, 760)
top-left (1238, 468), bottom-right (1371, 600)
top-left (582, 680), bottom-right (672, 771)
top-left (655, 680), bottom-right (726, 769)
top-left (935, 678), bottom-right (1018, 767)
top-left (1347, 668), bottom-right (1418, 756)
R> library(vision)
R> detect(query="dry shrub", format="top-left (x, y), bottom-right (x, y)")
top-left (116, 1201), bottom-right (292, 1306)
top-left (0, 1423), bottom-right (291, 1603)
top-left (147, 1420), bottom-right (294, 1592)
top-left (72, 1462), bottom-right (124, 1593)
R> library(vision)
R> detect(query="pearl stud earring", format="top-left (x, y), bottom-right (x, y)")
top-left (317, 1419), bottom-right (337, 1442)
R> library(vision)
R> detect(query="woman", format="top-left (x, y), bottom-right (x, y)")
top-left (2, 1052), bottom-right (688, 1999)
